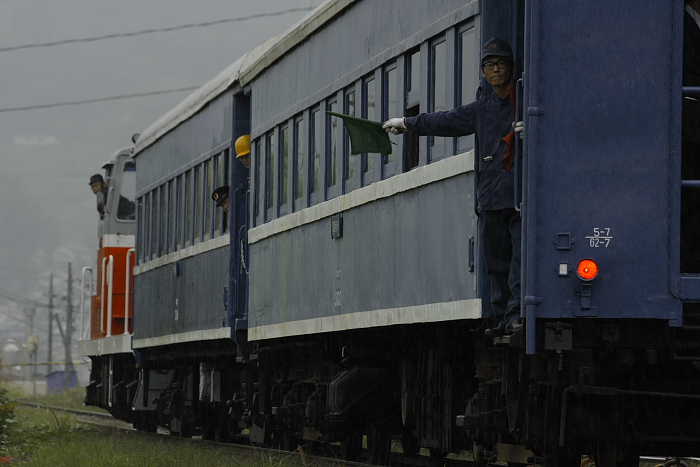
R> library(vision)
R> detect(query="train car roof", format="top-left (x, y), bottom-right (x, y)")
top-left (132, 0), bottom-right (355, 158)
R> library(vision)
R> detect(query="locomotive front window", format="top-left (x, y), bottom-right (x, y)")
top-left (116, 161), bottom-right (136, 221)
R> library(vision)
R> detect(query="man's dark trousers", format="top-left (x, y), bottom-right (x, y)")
top-left (481, 208), bottom-right (521, 327)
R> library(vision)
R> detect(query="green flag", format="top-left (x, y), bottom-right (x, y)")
top-left (326, 111), bottom-right (394, 156)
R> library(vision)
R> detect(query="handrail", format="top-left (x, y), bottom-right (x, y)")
top-left (80, 267), bottom-right (93, 341)
top-left (124, 249), bottom-right (135, 335)
top-left (106, 255), bottom-right (114, 337)
top-left (514, 78), bottom-right (523, 212)
top-left (101, 257), bottom-right (107, 335)
top-left (683, 86), bottom-right (700, 98)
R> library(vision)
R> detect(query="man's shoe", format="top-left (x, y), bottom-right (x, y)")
top-left (506, 321), bottom-right (523, 334)
top-left (484, 323), bottom-right (506, 338)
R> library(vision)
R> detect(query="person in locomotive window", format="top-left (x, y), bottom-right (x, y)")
top-left (212, 185), bottom-right (230, 213)
top-left (89, 173), bottom-right (109, 219)
top-left (89, 173), bottom-right (135, 220)
top-left (383, 37), bottom-right (524, 338)
top-left (235, 134), bottom-right (251, 170)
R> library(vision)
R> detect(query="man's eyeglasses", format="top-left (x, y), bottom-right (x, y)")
top-left (482, 60), bottom-right (511, 71)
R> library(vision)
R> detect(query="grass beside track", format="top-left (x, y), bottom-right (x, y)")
top-left (2, 404), bottom-right (345, 467)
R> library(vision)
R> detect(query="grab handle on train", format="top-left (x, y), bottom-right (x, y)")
top-left (514, 78), bottom-right (523, 213)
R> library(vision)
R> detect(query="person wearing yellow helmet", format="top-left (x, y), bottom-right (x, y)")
top-left (235, 135), bottom-right (251, 169)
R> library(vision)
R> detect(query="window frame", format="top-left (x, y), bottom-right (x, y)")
top-left (278, 122), bottom-right (291, 217)
top-left (362, 70), bottom-right (381, 185)
top-left (382, 60), bottom-right (402, 178)
top-left (293, 113), bottom-right (308, 212)
top-left (309, 105), bottom-right (325, 207)
top-left (264, 130), bottom-right (277, 222)
top-left (326, 95), bottom-right (343, 200)
top-left (456, 20), bottom-right (478, 155)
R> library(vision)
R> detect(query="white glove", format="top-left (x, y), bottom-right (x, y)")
top-left (513, 121), bottom-right (524, 140)
top-left (382, 117), bottom-right (407, 135)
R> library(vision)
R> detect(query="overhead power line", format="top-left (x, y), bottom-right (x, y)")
top-left (0, 86), bottom-right (200, 113)
top-left (0, 7), bottom-right (316, 53)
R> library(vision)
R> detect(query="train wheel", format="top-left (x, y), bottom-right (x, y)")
top-left (340, 432), bottom-right (362, 461)
top-left (557, 439), bottom-right (583, 467)
top-left (366, 423), bottom-right (391, 465)
top-left (595, 440), bottom-right (639, 467)
top-left (400, 427), bottom-right (419, 455)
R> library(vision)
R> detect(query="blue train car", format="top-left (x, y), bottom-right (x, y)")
top-left (85, 0), bottom-right (700, 465)
top-left (127, 54), bottom-right (253, 436)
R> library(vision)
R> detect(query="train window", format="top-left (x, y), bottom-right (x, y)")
top-left (214, 151), bottom-right (225, 236)
top-left (430, 38), bottom-right (447, 161)
top-left (184, 170), bottom-right (193, 247)
top-left (293, 116), bottom-right (306, 207)
top-left (405, 49), bottom-right (421, 171)
top-left (177, 174), bottom-right (184, 250)
top-left (383, 63), bottom-right (398, 173)
top-left (310, 107), bottom-right (322, 199)
top-left (171, 178), bottom-right (178, 252)
top-left (344, 88), bottom-right (357, 187)
top-left (407, 49), bottom-right (421, 107)
top-left (265, 131), bottom-right (276, 222)
top-left (194, 165), bottom-right (202, 244)
top-left (279, 125), bottom-right (290, 216)
top-left (326, 99), bottom-right (341, 199)
top-left (363, 75), bottom-right (379, 183)
top-left (159, 184), bottom-right (167, 256)
top-left (457, 23), bottom-right (477, 154)
top-left (151, 188), bottom-right (160, 260)
top-left (253, 138), bottom-right (261, 226)
top-left (144, 192), bottom-right (152, 260)
top-left (137, 197), bottom-right (144, 263)
top-left (203, 158), bottom-right (213, 241)
top-left (117, 161), bottom-right (136, 221)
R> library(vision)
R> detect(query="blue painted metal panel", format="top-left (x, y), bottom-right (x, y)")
top-left (522, 1), bottom-right (682, 337)
top-left (249, 173), bottom-right (479, 329)
top-left (133, 245), bottom-right (229, 340)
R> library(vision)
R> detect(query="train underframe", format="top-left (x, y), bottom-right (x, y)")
top-left (85, 319), bottom-right (700, 466)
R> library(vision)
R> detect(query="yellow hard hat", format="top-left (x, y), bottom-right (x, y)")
top-left (235, 135), bottom-right (251, 158)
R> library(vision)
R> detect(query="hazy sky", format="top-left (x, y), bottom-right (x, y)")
top-left (0, 0), bottom-right (320, 361)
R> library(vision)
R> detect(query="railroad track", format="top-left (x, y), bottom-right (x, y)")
top-left (12, 400), bottom-right (482, 467)
top-left (14, 402), bottom-right (699, 467)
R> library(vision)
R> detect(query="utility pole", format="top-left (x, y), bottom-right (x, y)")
top-left (24, 307), bottom-right (36, 381)
top-left (48, 273), bottom-right (54, 376)
top-left (54, 263), bottom-right (76, 390)
top-left (64, 263), bottom-right (75, 390)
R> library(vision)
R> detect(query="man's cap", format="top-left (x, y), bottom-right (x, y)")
top-left (211, 186), bottom-right (230, 206)
top-left (482, 37), bottom-right (513, 60)
top-left (89, 174), bottom-right (104, 185)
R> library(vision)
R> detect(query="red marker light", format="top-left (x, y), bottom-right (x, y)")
top-left (577, 259), bottom-right (599, 281)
